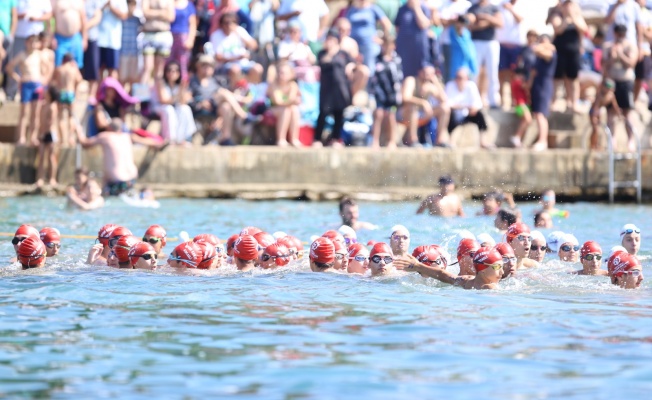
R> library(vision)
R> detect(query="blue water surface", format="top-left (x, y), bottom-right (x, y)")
top-left (0, 197), bottom-right (651, 399)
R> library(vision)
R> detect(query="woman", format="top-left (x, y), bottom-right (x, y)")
top-left (128, 242), bottom-right (159, 270)
top-left (141, 0), bottom-right (176, 85)
top-left (266, 62), bottom-right (302, 146)
top-left (395, 0), bottom-right (432, 78)
top-left (152, 61), bottom-right (197, 145)
top-left (94, 77), bottom-right (139, 135)
top-left (529, 34), bottom-right (558, 151)
top-left (528, 230), bottom-right (547, 263)
top-left (494, 242), bottom-right (517, 278)
top-left (506, 222), bottom-right (538, 268)
top-left (345, 0), bottom-right (392, 74)
top-left (558, 234), bottom-right (580, 263)
top-left (574, 241), bottom-right (608, 276)
top-left (620, 224), bottom-right (641, 256)
top-left (347, 243), bottom-right (369, 274)
top-left (169, 0), bottom-right (197, 83)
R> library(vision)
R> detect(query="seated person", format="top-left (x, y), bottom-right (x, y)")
top-left (276, 20), bottom-right (318, 82)
top-left (266, 62), bottom-right (302, 146)
top-left (208, 12), bottom-right (260, 75)
top-left (151, 61), bottom-right (197, 146)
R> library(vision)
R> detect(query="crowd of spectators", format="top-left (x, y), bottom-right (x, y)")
top-left (0, 0), bottom-right (650, 151)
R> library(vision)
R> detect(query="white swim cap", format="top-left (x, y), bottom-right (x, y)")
top-left (272, 231), bottom-right (287, 239)
top-left (530, 230), bottom-right (546, 243)
top-left (609, 245), bottom-right (628, 257)
top-left (338, 225), bottom-right (357, 239)
top-left (620, 224), bottom-right (641, 237)
top-left (560, 233), bottom-right (579, 247)
top-left (390, 225), bottom-right (409, 236)
top-left (476, 233), bottom-right (496, 247)
top-left (546, 231), bottom-right (566, 253)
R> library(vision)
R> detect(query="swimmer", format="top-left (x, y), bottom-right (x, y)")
top-left (66, 167), bottom-right (105, 210)
top-left (254, 231), bottom-right (275, 265)
top-left (506, 223), bottom-right (539, 268)
top-left (338, 225), bottom-right (357, 245)
top-left (620, 224), bottom-right (641, 256)
top-left (389, 225), bottom-right (411, 260)
top-left (558, 234), bottom-right (580, 263)
top-left (332, 240), bottom-right (349, 271)
top-left (17, 236), bottom-right (47, 270)
top-left (87, 223), bottom-right (118, 265)
top-left (412, 245), bottom-right (446, 275)
top-left (232, 235), bottom-right (259, 272)
top-left (397, 247), bottom-right (504, 290)
top-left (277, 236), bottom-right (299, 261)
top-left (368, 243), bottom-right (396, 277)
top-left (309, 237), bottom-right (336, 273)
top-left (476, 233), bottom-right (496, 248)
top-left (322, 230), bottom-right (346, 247)
top-left (195, 242), bottom-right (219, 270)
top-left (416, 175), bottom-right (465, 217)
top-left (12, 224), bottom-right (40, 256)
top-left (347, 243), bottom-right (369, 274)
top-left (494, 208), bottom-right (518, 232)
top-left (477, 191), bottom-right (503, 216)
top-left (537, 189), bottom-right (560, 215)
top-left (225, 233), bottom-right (239, 264)
top-left (534, 210), bottom-right (553, 228)
top-left (128, 242), bottom-right (158, 270)
top-left (528, 231), bottom-right (547, 263)
top-left (339, 197), bottom-right (377, 231)
top-left (143, 225), bottom-right (167, 258)
top-left (608, 251), bottom-right (644, 289)
top-left (259, 243), bottom-right (291, 270)
top-left (194, 234), bottom-right (224, 268)
top-left (494, 243), bottom-right (517, 278)
top-left (168, 242), bottom-right (202, 269)
top-left (456, 238), bottom-right (480, 276)
top-left (39, 227), bottom-right (61, 257)
top-left (574, 241), bottom-right (608, 276)
top-left (113, 235), bottom-right (141, 268)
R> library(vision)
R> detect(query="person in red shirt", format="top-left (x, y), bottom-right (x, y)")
top-left (511, 67), bottom-right (530, 147)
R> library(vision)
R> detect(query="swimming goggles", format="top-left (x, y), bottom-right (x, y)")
top-left (530, 245), bottom-right (547, 251)
top-left (502, 256), bottom-right (517, 264)
top-left (143, 237), bottom-right (163, 244)
top-left (422, 257), bottom-right (443, 267)
top-left (12, 236), bottom-right (27, 245)
top-left (137, 253), bottom-right (158, 261)
top-left (371, 255), bottom-right (393, 264)
top-left (261, 254), bottom-right (288, 262)
top-left (516, 235), bottom-right (531, 241)
top-left (334, 253), bottom-right (346, 260)
top-left (622, 270), bottom-right (642, 277)
top-left (621, 228), bottom-right (641, 235)
top-left (352, 255), bottom-right (368, 262)
top-left (45, 243), bottom-right (61, 249)
top-left (391, 235), bottom-right (409, 241)
top-left (108, 236), bottom-right (123, 248)
top-left (483, 263), bottom-right (503, 271)
top-left (560, 245), bottom-right (580, 252)
top-left (169, 253), bottom-right (198, 268)
top-left (583, 254), bottom-right (602, 261)
top-left (344, 238), bottom-right (357, 245)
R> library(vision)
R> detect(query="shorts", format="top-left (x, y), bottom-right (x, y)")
top-left (59, 91), bottom-right (75, 105)
top-left (635, 56), bottom-right (652, 80)
top-left (20, 81), bottom-right (42, 103)
top-left (104, 179), bottom-right (135, 196)
top-left (119, 55), bottom-right (139, 83)
top-left (614, 80), bottom-right (634, 110)
top-left (55, 32), bottom-right (84, 68)
top-left (554, 49), bottom-right (580, 79)
top-left (83, 40), bottom-right (100, 81)
top-left (42, 131), bottom-right (58, 144)
top-left (99, 47), bottom-right (120, 70)
top-left (514, 104), bottom-right (530, 117)
top-left (499, 44), bottom-right (523, 71)
top-left (142, 31), bottom-right (173, 57)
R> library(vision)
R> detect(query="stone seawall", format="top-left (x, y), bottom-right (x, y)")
top-left (0, 144), bottom-right (649, 201)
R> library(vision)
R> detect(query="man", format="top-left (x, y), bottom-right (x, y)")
top-left (388, 225), bottom-right (410, 259)
top-left (477, 191), bottom-right (502, 216)
top-left (608, 250), bottom-right (644, 289)
top-left (277, 0), bottom-right (329, 46)
top-left (368, 242), bottom-right (396, 277)
top-left (309, 237), bottom-right (336, 273)
top-left (332, 240), bottom-right (349, 271)
top-left (417, 175), bottom-right (465, 217)
top-left (66, 167), bottom-right (105, 210)
top-left (574, 241), bottom-right (608, 276)
top-left (466, 0), bottom-right (503, 108)
top-left (87, 223), bottom-right (118, 265)
top-left (39, 227), bottom-right (61, 257)
top-left (113, 235), bottom-right (141, 269)
top-left (397, 246), bottom-right (504, 290)
top-left (494, 242), bottom-right (517, 278)
top-left (75, 118), bottom-right (139, 196)
top-left (506, 222), bottom-right (539, 268)
top-left (232, 234), bottom-right (259, 272)
top-left (52, 0), bottom-right (87, 68)
top-left (128, 242), bottom-right (158, 270)
top-left (143, 225), bottom-right (167, 258)
top-left (439, 0), bottom-right (472, 82)
top-left (17, 235), bottom-right (47, 270)
top-left (496, 0), bottom-right (524, 107)
top-left (339, 197), bottom-right (376, 231)
top-left (620, 223), bottom-right (641, 255)
top-left (456, 238), bottom-right (480, 276)
top-left (168, 241), bottom-right (202, 269)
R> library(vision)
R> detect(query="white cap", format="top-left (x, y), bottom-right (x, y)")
top-left (530, 230), bottom-right (546, 243)
top-left (390, 225), bottom-right (409, 236)
top-left (272, 231), bottom-right (287, 239)
top-left (620, 224), bottom-right (641, 237)
top-left (546, 231), bottom-right (566, 253)
top-left (338, 225), bottom-right (357, 239)
top-left (476, 233), bottom-right (496, 247)
top-left (560, 233), bottom-right (579, 247)
top-left (609, 245), bottom-right (628, 258)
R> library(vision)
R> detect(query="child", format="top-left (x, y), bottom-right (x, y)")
top-left (511, 68), bottom-right (531, 148)
top-left (5, 35), bottom-right (43, 146)
top-left (39, 32), bottom-right (56, 87)
top-left (370, 37), bottom-right (403, 149)
top-left (266, 62), bottom-right (301, 146)
top-left (120, 0), bottom-right (142, 91)
top-left (53, 53), bottom-right (83, 147)
top-left (36, 86), bottom-right (60, 188)
top-left (589, 79), bottom-right (619, 150)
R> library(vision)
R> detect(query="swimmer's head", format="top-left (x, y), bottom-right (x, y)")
top-left (495, 208), bottom-right (518, 231)
top-left (580, 241), bottom-right (602, 270)
top-left (332, 239), bottom-right (349, 271)
top-left (339, 197), bottom-right (359, 227)
top-left (389, 225), bottom-right (410, 256)
top-left (128, 242), bottom-right (157, 270)
top-left (558, 234), bottom-right (580, 263)
top-left (476, 233), bottom-right (496, 248)
top-left (169, 241), bottom-right (202, 269)
top-left (438, 175), bottom-right (455, 194)
top-left (412, 245), bottom-right (444, 268)
top-left (13, 224), bottom-right (40, 253)
top-left (310, 237), bottom-right (335, 272)
top-left (196, 242), bottom-right (218, 270)
top-left (193, 233), bottom-right (220, 247)
top-left (506, 223), bottom-right (532, 258)
top-left (108, 226), bottom-right (133, 249)
top-left (260, 242), bottom-right (291, 269)
top-left (226, 234), bottom-right (239, 257)
top-left (233, 235), bottom-right (260, 263)
top-left (472, 247), bottom-right (503, 277)
top-left (369, 242), bottom-right (395, 277)
top-left (97, 224), bottom-right (119, 247)
top-left (541, 190), bottom-right (556, 208)
top-left (534, 210), bottom-right (553, 229)
top-left (482, 192), bottom-right (502, 215)
top-left (39, 227), bottom-right (61, 257)
top-left (457, 238), bottom-right (480, 263)
top-left (338, 225), bottom-right (357, 245)
top-left (254, 232), bottom-right (275, 250)
top-left (546, 231), bottom-right (565, 253)
top-left (114, 235), bottom-right (140, 266)
top-left (240, 226), bottom-right (263, 237)
top-left (17, 236), bottom-right (47, 269)
top-left (143, 225), bottom-right (167, 251)
top-left (609, 253), bottom-right (643, 289)
top-left (322, 230), bottom-right (346, 247)
top-left (620, 224), bottom-right (641, 256)
top-left (529, 230), bottom-right (548, 263)
top-left (347, 243), bottom-right (370, 274)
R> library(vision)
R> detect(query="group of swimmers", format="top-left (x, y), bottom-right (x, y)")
top-left (8, 216), bottom-right (644, 290)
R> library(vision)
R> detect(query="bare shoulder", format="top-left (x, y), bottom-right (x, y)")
top-left (522, 258), bottom-right (540, 268)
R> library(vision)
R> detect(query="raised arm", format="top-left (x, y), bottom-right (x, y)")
top-left (395, 255), bottom-right (459, 285)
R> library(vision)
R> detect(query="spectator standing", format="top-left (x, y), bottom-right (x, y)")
top-left (449, 15), bottom-right (478, 81)
top-left (140, 0), bottom-right (175, 85)
top-left (529, 34), bottom-right (557, 151)
top-left (635, 0), bottom-right (652, 101)
top-left (6, 0), bottom-right (52, 101)
top-left (277, 0), bottom-right (330, 49)
top-left (249, 0), bottom-right (279, 48)
top-left (605, 0), bottom-right (642, 47)
top-left (0, 0), bottom-right (17, 95)
top-left (36, 86), bottom-right (59, 187)
top-left (51, 0), bottom-right (87, 68)
top-left (98, 0), bottom-right (128, 80)
top-left (497, 0), bottom-right (525, 108)
top-left (370, 37), bottom-right (402, 149)
top-left (445, 67), bottom-right (492, 148)
top-left (439, 0), bottom-right (472, 82)
top-left (169, 0), bottom-right (196, 83)
top-left (466, 0), bottom-right (503, 108)
top-left (119, 0), bottom-right (141, 89)
top-left (395, 0), bottom-right (432, 78)
top-left (345, 0), bottom-right (392, 75)
top-left (53, 53), bottom-right (82, 147)
top-left (550, 0), bottom-right (587, 113)
top-left (603, 24), bottom-right (638, 152)
top-left (83, 0), bottom-right (105, 98)
top-left (151, 61), bottom-right (197, 145)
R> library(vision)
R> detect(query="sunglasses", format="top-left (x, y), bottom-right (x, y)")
top-left (138, 253), bottom-right (158, 261)
top-left (12, 236), bottom-right (27, 245)
top-left (392, 235), bottom-right (409, 241)
top-left (502, 256), bottom-right (517, 264)
top-left (621, 228), bottom-right (641, 235)
top-left (371, 255), bottom-right (393, 264)
top-left (583, 254), bottom-right (602, 261)
top-left (530, 245), bottom-right (547, 251)
top-left (45, 242), bottom-right (61, 249)
top-left (353, 255), bottom-right (369, 262)
top-left (622, 270), bottom-right (642, 277)
top-left (143, 237), bottom-right (162, 244)
top-left (560, 245), bottom-right (580, 252)
top-left (168, 253), bottom-right (197, 267)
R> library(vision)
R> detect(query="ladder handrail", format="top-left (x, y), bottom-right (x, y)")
top-left (603, 123), bottom-right (642, 204)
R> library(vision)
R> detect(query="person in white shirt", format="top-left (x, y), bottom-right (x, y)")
top-left (635, 0), bottom-right (652, 101)
top-left (98, 0), bottom-right (128, 80)
top-left (496, 0), bottom-right (524, 108)
top-left (445, 67), bottom-right (493, 148)
top-left (276, 0), bottom-right (330, 44)
top-left (439, 0), bottom-right (472, 82)
top-left (209, 12), bottom-right (259, 74)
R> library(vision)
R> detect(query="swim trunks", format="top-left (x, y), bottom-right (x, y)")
top-left (59, 91), bottom-right (75, 105)
top-left (104, 179), bottom-right (135, 196)
top-left (20, 81), bottom-right (42, 103)
top-left (55, 32), bottom-right (84, 68)
top-left (42, 131), bottom-right (58, 144)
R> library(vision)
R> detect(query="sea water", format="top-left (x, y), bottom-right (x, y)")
top-left (0, 197), bottom-right (650, 399)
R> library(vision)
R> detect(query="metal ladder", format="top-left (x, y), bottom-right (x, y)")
top-left (603, 124), bottom-right (642, 204)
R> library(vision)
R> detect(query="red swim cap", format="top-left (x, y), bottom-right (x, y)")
top-left (472, 246), bottom-right (503, 272)
top-left (109, 226), bottom-right (133, 243)
top-left (412, 245), bottom-right (441, 265)
top-left (310, 237), bottom-right (335, 264)
top-left (288, 236), bottom-right (303, 252)
top-left (233, 235), bottom-right (259, 261)
top-left (17, 236), bottom-right (46, 267)
top-left (506, 223), bottom-right (531, 243)
top-left (144, 224), bottom-right (167, 239)
top-left (254, 232), bottom-right (275, 249)
top-left (494, 242), bottom-right (515, 257)
top-left (15, 224), bottom-right (39, 238)
top-left (128, 242), bottom-right (156, 266)
top-left (347, 243), bottom-right (366, 259)
top-left (39, 227), bottom-right (61, 244)
top-left (457, 238), bottom-right (480, 261)
top-left (277, 236), bottom-right (295, 252)
top-left (370, 242), bottom-right (393, 258)
top-left (608, 252), bottom-right (640, 277)
top-left (332, 239), bottom-right (347, 254)
top-left (98, 224), bottom-right (118, 246)
top-left (172, 242), bottom-right (203, 268)
top-left (580, 241), bottom-right (602, 258)
top-left (367, 240), bottom-right (377, 247)
top-left (263, 243), bottom-right (291, 266)
top-left (240, 226), bottom-right (262, 236)
top-left (114, 235), bottom-right (141, 264)
top-left (195, 242), bottom-right (218, 269)
top-left (322, 230), bottom-right (345, 245)
top-left (226, 234), bottom-right (239, 256)
top-left (193, 233), bottom-right (221, 246)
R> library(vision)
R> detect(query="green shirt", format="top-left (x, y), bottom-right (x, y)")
top-left (0, 0), bottom-right (16, 38)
